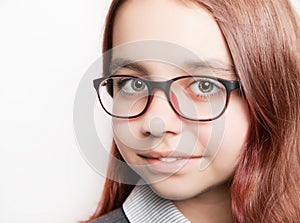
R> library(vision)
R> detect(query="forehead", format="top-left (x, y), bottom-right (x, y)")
top-left (112, 0), bottom-right (233, 70)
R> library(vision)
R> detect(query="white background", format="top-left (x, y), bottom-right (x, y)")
top-left (0, 0), bottom-right (112, 222)
top-left (0, 0), bottom-right (299, 223)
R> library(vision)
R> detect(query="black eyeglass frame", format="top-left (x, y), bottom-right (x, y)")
top-left (93, 75), bottom-right (240, 122)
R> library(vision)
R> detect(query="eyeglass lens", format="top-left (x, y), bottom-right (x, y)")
top-left (98, 76), bottom-right (227, 120)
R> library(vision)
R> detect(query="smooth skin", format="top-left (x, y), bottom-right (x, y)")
top-left (111, 0), bottom-right (250, 222)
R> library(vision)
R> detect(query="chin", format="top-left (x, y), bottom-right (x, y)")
top-left (150, 185), bottom-right (194, 200)
top-left (148, 179), bottom-right (203, 201)
top-left (147, 175), bottom-right (232, 201)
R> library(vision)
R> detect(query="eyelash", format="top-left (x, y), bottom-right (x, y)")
top-left (187, 79), bottom-right (221, 98)
top-left (116, 78), bottom-right (147, 95)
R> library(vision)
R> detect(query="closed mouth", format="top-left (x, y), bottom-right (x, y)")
top-left (137, 152), bottom-right (205, 174)
top-left (138, 153), bottom-right (203, 162)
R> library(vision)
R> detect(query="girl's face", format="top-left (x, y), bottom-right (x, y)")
top-left (111, 0), bottom-right (250, 200)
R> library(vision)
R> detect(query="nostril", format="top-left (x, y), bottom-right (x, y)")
top-left (149, 117), bottom-right (166, 137)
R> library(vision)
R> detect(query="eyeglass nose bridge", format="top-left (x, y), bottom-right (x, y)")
top-left (144, 79), bottom-right (178, 114)
top-left (146, 79), bottom-right (178, 103)
top-left (146, 80), bottom-right (173, 96)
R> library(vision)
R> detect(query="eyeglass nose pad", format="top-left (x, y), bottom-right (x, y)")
top-left (149, 117), bottom-right (166, 137)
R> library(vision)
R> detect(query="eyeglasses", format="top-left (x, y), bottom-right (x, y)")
top-left (93, 75), bottom-right (240, 121)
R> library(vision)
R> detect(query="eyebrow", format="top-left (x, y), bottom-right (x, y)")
top-left (109, 58), bottom-right (148, 74)
top-left (109, 58), bottom-right (236, 79)
top-left (185, 60), bottom-right (236, 79)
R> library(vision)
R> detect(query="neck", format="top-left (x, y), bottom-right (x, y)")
top-left (173, 183), bottom-right (233, 223)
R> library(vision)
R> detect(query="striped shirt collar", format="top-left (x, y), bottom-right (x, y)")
top-left (123, 182), bottom-right (191, 223)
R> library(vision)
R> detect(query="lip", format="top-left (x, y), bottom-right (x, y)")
top-left (139, 151), bottom-right (202, 159)
top-left (138, 151), bottom-right (204, 174)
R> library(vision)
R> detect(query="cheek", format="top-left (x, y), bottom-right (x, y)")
top-left (113, 132), bottom-right (136, 166)
top-left (112, 119), bottom-right (137, 162)
top-left (212, 96), bottom-right (250, 170)
top-left (112, 118), bottom-right (148, 151)
top-left (112, 119), bottom-right (140, 140)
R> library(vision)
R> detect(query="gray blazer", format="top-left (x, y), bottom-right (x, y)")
top-left (90, 208), bottom-right (130, 223)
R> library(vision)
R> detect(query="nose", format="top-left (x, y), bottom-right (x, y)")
top-left (141, 90), bottom-right (182, 137)
top-left (148, 117), bottom-right (166, 137)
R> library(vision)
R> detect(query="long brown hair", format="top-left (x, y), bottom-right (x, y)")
top-left (84, 0), bottom-right (300, 222)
